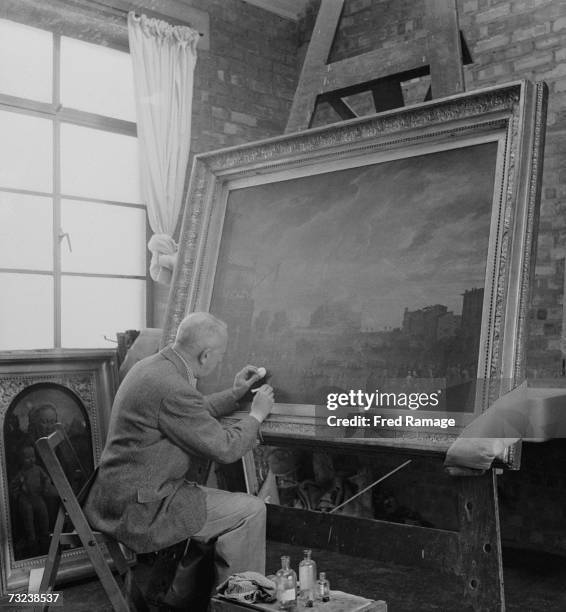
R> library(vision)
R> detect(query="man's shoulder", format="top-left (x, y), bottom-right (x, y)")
top-left (119, 350), bottom-right (181, 395)
top-left (122, 349), bottom-right (203, 397)
top-left (127, 349), bottom-right (170, 377)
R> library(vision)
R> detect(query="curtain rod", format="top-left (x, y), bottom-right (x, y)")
top-left (82, 0), bottom-right (204, 36)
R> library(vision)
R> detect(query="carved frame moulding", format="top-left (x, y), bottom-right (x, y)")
top-left (163, 81), bottom-right (547, 455)
top-left (0, 350), bottom-right (119, 593)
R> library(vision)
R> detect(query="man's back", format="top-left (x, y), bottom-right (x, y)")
top-left (84, 348), bottom-right (207, 551)
top-left (84, 345), bottom-right (262, 552)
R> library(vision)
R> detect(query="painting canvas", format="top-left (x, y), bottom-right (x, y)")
top-left (200, 142), bottom-right (498, 415)
top-left (5, 383), bottom-right (93, 560)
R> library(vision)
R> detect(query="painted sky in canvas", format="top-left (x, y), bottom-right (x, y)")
top-left (216, 141), bottom-right (498, 330)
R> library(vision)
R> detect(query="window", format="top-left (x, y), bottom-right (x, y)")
top-left (0, 19), bottom-right (147, 350)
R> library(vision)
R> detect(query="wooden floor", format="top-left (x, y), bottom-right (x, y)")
top-left (25, 541), bottom-right (566, 612)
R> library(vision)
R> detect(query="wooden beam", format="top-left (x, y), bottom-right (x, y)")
top-left (268, 505), bottom-right (460, 573)
top-left (328, 97), bottom-right (357, 120)
top-left (1, 0), bottom-right (129, 50)
top-left (457, 471), bottom-right (505, 611)
top-left (285, 0), bottom-right (344, 133)
top-left (287, 36), bottom-right (430, 133)
top-left (0, 0), bottom-right (209, 51)
top-left (294, 39), bottom-right (429, 113)
top-left (324, 39), bottom-right (428, 92)
top-left (424, 0), bottom-right (464, 98)
top-left (316, 65), bottom-right (429, 102)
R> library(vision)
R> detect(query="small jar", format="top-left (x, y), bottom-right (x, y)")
top-left (316, 572), bottom-right (330, 602)
top-left (276, 555), bottom-right (297, 609)
top-left (299, 549), bottom-right (317, 600)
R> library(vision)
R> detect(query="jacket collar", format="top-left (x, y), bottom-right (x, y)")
top-left (161, 345), bottom-right (185, 376)
top-left (161, 345), bottom-right (197, 387)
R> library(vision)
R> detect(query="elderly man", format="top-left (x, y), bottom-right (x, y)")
top-left (84, 312), bottom-right (273, 600)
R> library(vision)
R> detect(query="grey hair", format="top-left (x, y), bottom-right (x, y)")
top-left (174, 312), bottom-right (227, 355)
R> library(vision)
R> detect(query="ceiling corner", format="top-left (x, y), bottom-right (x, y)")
top-left (241, 0), bottom-right (309, 21)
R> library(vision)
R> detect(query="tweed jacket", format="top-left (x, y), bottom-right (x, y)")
top-left (84, 346), bottom-right (260, 553)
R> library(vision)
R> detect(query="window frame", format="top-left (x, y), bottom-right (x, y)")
top-left (0, 21), bottom-right (150, 349)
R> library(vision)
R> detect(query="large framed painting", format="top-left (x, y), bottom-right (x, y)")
top-left (0, 350), bottom-right (118, 592)
top-left (163, 81), bottom-right (547, 452)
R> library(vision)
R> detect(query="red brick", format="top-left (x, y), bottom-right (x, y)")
top-left (474, 32), bottom-right (510, 51)
top-left (475, 3), bottom-right (512, 23)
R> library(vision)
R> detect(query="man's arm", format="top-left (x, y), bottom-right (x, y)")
top-left (206, 389), bottom-right (239, 418)
top-left (206, 365), bottom-right (265, 418)
top-left (159, 387), bottom-right (261, 464)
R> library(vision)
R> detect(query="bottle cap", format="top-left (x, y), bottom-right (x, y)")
top-left (319, 572), bottom-right (326, 579)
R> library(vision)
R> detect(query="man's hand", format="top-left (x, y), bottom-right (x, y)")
top-left (233, 365), bottom-right (265, 400)
top-left (249, 384), bottom-right (274, 424)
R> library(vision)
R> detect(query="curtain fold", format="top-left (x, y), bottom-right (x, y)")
top-left (128, 12), bottom-right (199, 284)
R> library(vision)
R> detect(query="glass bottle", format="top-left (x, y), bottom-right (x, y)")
top-left (316, 572), bottom-right (330, 602)
top-left (299, 549), bottom-right (317, 601)
top-left (276, 555), bottom-right (297, 609)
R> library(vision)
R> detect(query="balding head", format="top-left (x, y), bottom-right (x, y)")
top-left (172, 313), bottom-right (228, 376)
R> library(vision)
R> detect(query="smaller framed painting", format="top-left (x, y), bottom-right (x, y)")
top-left (0, 350), bottom-right (118, 593)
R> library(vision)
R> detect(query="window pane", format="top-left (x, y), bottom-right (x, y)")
top-left (61, 276), bottom-right (145, 348)
top-left (0, 192), bottom-right (52, 270)
top-left (0, 111), bottom-right (52, 192)
top-left (61, 200), bottom-right (146, 275)
top-left (60, 37), bottom-right (136, 122)
top-left (0, 19), bottom-right (53, 102)
top-left (61, 124), bottom-right (141, 203)
top-left (0, 273), bottom-right (53, 349)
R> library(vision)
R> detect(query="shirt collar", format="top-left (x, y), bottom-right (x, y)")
top-left (162, 345), bottom-right (197, 387)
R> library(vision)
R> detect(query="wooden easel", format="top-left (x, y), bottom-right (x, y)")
top-left (286, 0), bottom-right (471, 132)
top-left (282, 2), bottom-right (504, 611)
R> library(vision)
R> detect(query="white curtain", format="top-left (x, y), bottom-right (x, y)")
top-left (127, 12), bottom-right (199, 284)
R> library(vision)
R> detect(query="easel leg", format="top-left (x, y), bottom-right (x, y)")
top-left (242, 450), bottom-right (259, 496)
top-left (458, 470), bottom-right (505, 612)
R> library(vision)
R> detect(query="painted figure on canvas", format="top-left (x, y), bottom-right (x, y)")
top-left (4, 383), bottom-right (93, 559)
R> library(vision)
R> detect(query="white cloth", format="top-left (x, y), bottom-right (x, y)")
top-left (217, 572), bottom-right (276, 604)
top-left (127, 12), bottom-right (199, 283)
top-left (147, 233), bottom-right (177, 285)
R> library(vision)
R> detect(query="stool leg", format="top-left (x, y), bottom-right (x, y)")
top-left (81, 541), bottom-right (131, 612)
top-left (106, 541), bottom-right (149, 612)
top-left (34, 509), bottom-right (65, 612)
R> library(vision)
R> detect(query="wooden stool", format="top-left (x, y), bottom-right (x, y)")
top-left (210, 591), bottom-right (387, 612)
top-left (34, 425), bottom-right (147, 612)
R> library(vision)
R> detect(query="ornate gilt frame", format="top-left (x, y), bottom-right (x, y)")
top-left (163, 81), bottom-right (547, 452)
top-left (0, 350), bottom-right (118, 593)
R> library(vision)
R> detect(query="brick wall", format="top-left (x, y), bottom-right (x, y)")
top-left (459, 0), bottom-right (566, 379)
top-left (296, 0), bottom-right (566, 555)
top-left (152, 0), bottom-right (299, 325)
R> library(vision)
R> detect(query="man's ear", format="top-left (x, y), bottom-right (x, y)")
top-left (197, 348), bottom-right (209, 366)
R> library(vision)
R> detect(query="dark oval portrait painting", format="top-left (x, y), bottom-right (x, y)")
top-left (4, 382), bottom-right (93, 560)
